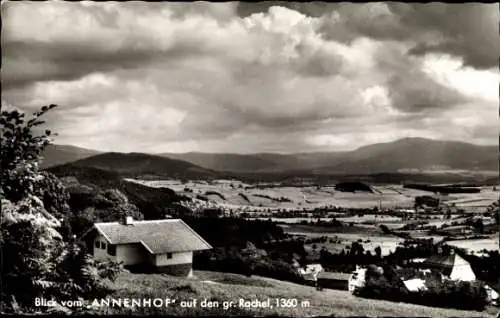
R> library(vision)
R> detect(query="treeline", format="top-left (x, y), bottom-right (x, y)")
top-left (252, 193), bottom-right (292, 202)
top-left (356, 265), bottom-right (489, 311)
top-left (205, 191), bottom-right (226, 200)
top-left (335, 182), bottom-right (373, 193)
top-left (318, 242), bottom-right (383, 273)
top-left (182, 216), bottom-right (307, 282)
top-left (404, 184), bottom-right (481, 194)
top-left (238, 192), bottom-right (251, 204)
top-left (357, 241), bottom-right (500, 311)
top-left (48, 165), bottom-right (190, 221)
top-left (181, 216), bottom-right (289, 248)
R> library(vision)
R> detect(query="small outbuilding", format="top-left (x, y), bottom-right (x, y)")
top-left (317, 271), bottom-right (351, 291)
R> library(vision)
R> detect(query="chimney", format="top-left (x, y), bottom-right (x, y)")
top-left (122, 216), bottom-right (134, 225)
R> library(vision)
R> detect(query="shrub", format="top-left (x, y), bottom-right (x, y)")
top-left (205, 191), bottom-right (226, 200)
top-left (358, 268), bottom-right (489, 311)
top-left (0, 105), bottom-right (121, 314)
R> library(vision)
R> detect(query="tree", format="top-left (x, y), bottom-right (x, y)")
top-left (374, 246), bottom-right (382, 260)
top-left (0, 105), bottom-right (120, 314)
top-left (1, 105), bottom-right (56, 202)
top-left (473, 218), bottom-right (484, 234)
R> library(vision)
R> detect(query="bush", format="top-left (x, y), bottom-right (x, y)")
top-left (357, 268), bottom-right (489, 311)
top-left (205, 191), bottom-right (226, 200)
top-left (0, 105), bottom-right (121, 314)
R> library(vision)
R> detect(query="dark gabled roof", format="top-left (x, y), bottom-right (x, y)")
top-left (95, 219), bottom-right (212, 254)
top-left (422, 254), bottom-right (454, 275)
top-left (422, 253), bottom-right (472, 277)
top-left (317, 271), bottom-right (351, 281)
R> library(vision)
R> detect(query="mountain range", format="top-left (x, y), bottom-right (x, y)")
top-left (41, 138), bottom-right (498, 180)
top-left (162, 138), bottom-right (498, 174)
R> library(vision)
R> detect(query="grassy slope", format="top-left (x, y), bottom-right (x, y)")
top-left (107, 270), bottom-right (496, 317)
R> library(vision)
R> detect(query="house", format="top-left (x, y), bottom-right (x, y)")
top-left (421, 251), bottom-right (476, 281)
top-left (403, 278), bottom-right (427, 292)
top-left (91, 217), bottom-right (212, 277)
top-left (317, 271), bottom-right (351, 291)
top-left (297, 263), bottom-right (324, 285)
top-left (348, 266), bottom-right (367, 293)
top-left (415, 195), bottom-right (440, 209)
top-left (484, 285), bottom-right (499, 305)
top-left (298, 263), bottom-right (324, 276)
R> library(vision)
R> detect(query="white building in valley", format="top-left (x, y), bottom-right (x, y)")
top-left (91, 217), bottom-right (212, 277)
top-left (422, 251), bottom-right (476, 282)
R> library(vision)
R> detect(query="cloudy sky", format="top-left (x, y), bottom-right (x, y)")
top-left (2, 1), bottom-right (498, 154)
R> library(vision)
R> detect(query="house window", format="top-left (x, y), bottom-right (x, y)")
top-left (107, 245), bottom-right (116, 256)
top-left (95, 240), bottom-right (100, 248)
top-left (102, 242), bottom-right (107, 250)
top-left (167, 252), bottom-right (173, 259)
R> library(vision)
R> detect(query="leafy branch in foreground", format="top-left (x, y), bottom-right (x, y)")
top-left (0, 104), bottom-right (121, 314)
top-left (1, 104), bottom-right (56, 202)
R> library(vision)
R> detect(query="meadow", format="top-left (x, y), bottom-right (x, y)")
top-left (127, 178), bottom-right (498, 257)
top-left (127, 179), bottom-right (498, 213)
top-left (446, 236), bottom-right (499, 253)
top-left (106, 270), bottom-right (497, 317)
top-left (287, 230), bottom-right (405, 257)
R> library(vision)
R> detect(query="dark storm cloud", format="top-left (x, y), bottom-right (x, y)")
top-left (1, 1), bottom-right (237, 89)
top-left (1, 1), bottom-right (497, 152)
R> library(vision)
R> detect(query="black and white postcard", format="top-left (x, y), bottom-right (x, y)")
top-left (1, 1), bottom-right (499, 317)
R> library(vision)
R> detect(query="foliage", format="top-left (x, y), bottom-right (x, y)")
top-left (0, 105), bottom-right (121, 314)
top-left (460, 249), bottom-right (500, 290)
top-left (487, 199), bottom-right (499, 225)
top-left (0, 196), bottom-right (64, 310)
top-left (385, 239), bottom-right (438, 264)
top-left (418, 279), bottom-right (489, 311)
top-left (33, 171), bottom-right (71, 218)
top-left (357, 263), bottom-right (490, 311)
top-left (406, 184), bottom-right (480, 194)
top-left (187, 216), bottom-right (307, 282)
top-left (319, 241), bottom-right (381, 273)
top-left (205, 190), bottom-right (226, 200)
top-left (1, 105), bottom-right (56, 202)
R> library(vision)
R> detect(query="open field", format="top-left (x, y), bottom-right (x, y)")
top-left (289, 230), bottom-right (405, 256)
top-left (127, 179), bottom-right (498, 212)
top-left (108, 270), bottom-right (497, 317)
top-left (446, 236), bottom-right (499, 253)
top-left (127, 178), bottom-right (498, 257)
top-left (247, 217), bottom-right (335, 224)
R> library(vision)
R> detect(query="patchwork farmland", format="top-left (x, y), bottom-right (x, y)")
top-left (126, 179), bottom-right (498, 212)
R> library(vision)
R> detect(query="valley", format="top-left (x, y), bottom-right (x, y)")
top-left (125, 177), bottom-right (499, 257)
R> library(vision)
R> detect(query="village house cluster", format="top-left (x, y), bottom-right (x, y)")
top-left (293, 250), bottom-right (499, 306)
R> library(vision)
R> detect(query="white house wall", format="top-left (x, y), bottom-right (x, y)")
top-left (449, 264), bottom-right (476, 281)
top-left (93, 233), bottom-right (115, 262)
top-left (155, 251), bottom-right (193, 266)
top-left (348, 267), bottom-right (366, 293)
top-left (449, 255), bottom-right (476, 281)
top-left (117, 244), bottom-right (149, 266)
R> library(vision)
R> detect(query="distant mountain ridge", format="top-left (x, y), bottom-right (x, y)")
top-left (52, 152), bottom-right (217, 180)
top-left (43, 138), bottom-right (498, 178)
top-left (316, 138), bottom-right (498, 174)
top-left (160, 138), bottom-right (497, 174)
top-left (40, 144), bottom-right (102, 168)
